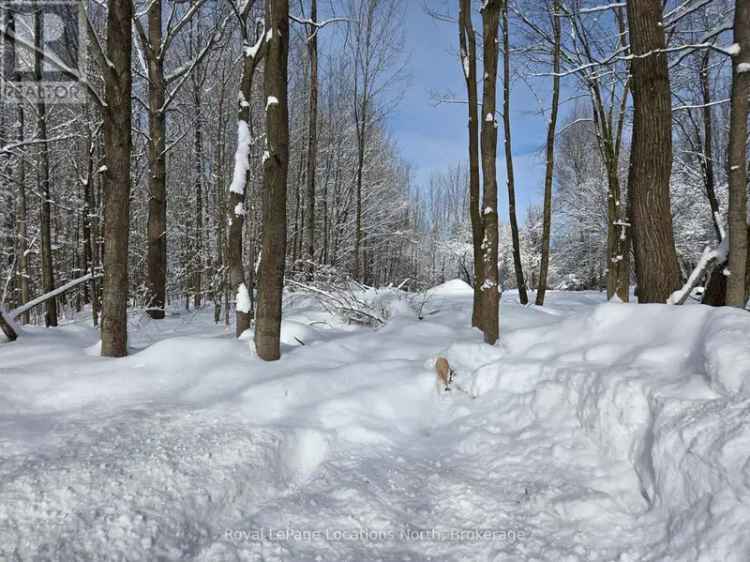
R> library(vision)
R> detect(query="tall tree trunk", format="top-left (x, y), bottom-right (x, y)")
top-left (726, 2), bottom-right (750, 307)
top-left (145, 0), bottom-right (167, 319)
top-left (7, 14), bottom-right (28, 322)
top-left (354, 136), bottom-right (365, 281)
top-left (291, 151), bottom-right (304, 265)
top-left (501, 3), bottom-right (527, 304)
top-left (303, 0), bottom-right (319, 277)
top-left (227, 17), bottom-right (264, 337)
top-left (700, 50), bottom-right (727, 307)
top-left (535, 0), bottom-right (561, 306)
top-left (479, 0), bottom-right (503, 344)
top-left (603, 141), bottom-right (629, 301)
top-left (353, 3), bottom-right (374, 283)
top-left (101, 0), bottom-right (133, 357)
top-left (193, 90), bottom-right (204, 308)
top-left (626, 0), bottom-right (681, 303)
top-left (213, 78), bottom-right (228, 324)
top-left (83, 128), bottom-right (99, 326)
top-left (458, 0), bottom-right (484, 327)
top-left (700, 52), bottom-right (722, 242)
top-left (34, 2), bottom-right (57, 327)
top-left (255, 0), bottom-right (289, 361)
top-left (15, 103), bottom-right (30, 324)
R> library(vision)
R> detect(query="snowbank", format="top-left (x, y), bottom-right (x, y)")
top-left (429, 278), bottom-right (474, 296)
top-left (445, 302), bottom-right (750, 561)
top-left (1, 291), bottom-right (748, 561)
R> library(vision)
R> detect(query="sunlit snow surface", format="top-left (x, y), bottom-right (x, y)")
top-left (1, 282), bottom-right (749, 561)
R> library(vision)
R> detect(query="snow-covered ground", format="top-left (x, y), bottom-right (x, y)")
top-left (1, 281), bottom-right (749, 561)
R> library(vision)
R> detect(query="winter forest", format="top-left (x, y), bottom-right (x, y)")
top-left (1, 0), bottom-right (750, 560)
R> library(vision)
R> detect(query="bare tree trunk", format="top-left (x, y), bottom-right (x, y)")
top-left (604, 154), bottom-right (629, 301)
top-left (501, 3), bottom-right (527, 305)
top-left (34, 2), bottom-right (57, 327)
top-left (15, 103), bottom-right (30, 324)
top-left (458, 0), bottom-right (484, 327)
top-left (84, 144), bottom-right (100, 327)
top-left (535, 0), bottom-right (561, 306)
top-left (354, 131), bottom-right (365, 281)
top-left (101, 0), bottom-right (133, 357)
top-left (726, 2), bottom-right (749, 307)
top-left (80, 124), bottom-right (99, 326)
top-left (700, 52), bottom-right (722, 242)
top-left (144, 0), bottom-right (168, 320)
top-left (213, 76), bottom-right (229, 324)
top-left (227, 11), bottom-right (264, 337)
top-left (193, 90), bottom-right (204, 309)
top-left (479, 0), bottom-right (503, 344)
top-left (626, 0), bottom-right (681, 303)
top-left (255, 0), bottom-right (289, 361)
top-left (303, 0), bottom-right (319, 277)
top-left (352, 2), bottom-right (375, 283)
top-left (7, 13), bottom-right (30, 324)
top-left (700, 50), bottom-right (727, 307)
top-left (291, 152), bottom-right (304, 265)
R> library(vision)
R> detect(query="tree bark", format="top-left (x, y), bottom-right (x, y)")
top-left (700, 52), bottom-right (722, 242)
top-left (14, 103), bottom-right (30, 324)
top-left (303, 0), bottom-right (319, 277)
top-left (193, 88), bottom-right (204, 308)
top-left (101, 0), bottom-right (133, 357)
top-left (535, 0), bottom-right (561, 306)
top-left (34, 1), bottom-right (57, 327)
top-left (353, 98), bottom-right (368, 282)
top-left (255, 0), bottom-right (289, 361)
top-left (479, 0), bottom-right (503, 344)
top-left (227, 12), bottom-right (264, 338)
top-left (501, 2), bottom-right (527, 305)
top-left (726, 2), bottom-right (750, 307)
top-left (625, 0), bottom-right (681, 303)
top-left (353, 1), bottom-right (375, 283)
top-left (81, 123), bottom-right (99, 325)
top-left (458, 0), bottom-right (484, 327)
top-left (144, 0), bottom-right (168, 319)
top-left (7, 13), bottom-right (30, 324)
top-left (699, 50), bottom-right (727, 307)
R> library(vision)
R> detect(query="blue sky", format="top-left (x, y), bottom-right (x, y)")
top-left (389, 1), bottom-right (552, 219)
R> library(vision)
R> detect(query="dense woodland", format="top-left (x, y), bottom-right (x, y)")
top-left (0, 0), bottom-right (748, 357)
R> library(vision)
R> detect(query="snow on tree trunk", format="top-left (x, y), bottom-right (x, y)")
top-left (227, 4), bottom-right (265, 338)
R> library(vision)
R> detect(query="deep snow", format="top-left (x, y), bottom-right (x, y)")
top-left (1, 282), bottom-right (749, 561)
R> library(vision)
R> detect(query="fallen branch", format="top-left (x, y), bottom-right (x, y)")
top-left (8, 273), bottom-right (100, 321)
top-left (668, 239), bottom-right (728, 305)
top-left (287, 278), bottom-right (385, 326)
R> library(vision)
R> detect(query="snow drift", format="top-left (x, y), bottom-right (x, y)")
top-left (1, 286), bottom-right (748, 561)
